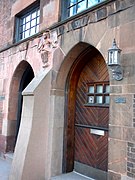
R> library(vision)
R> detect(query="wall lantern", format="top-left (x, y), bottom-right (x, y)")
top-left (108, 39), bottom-right (123, 81)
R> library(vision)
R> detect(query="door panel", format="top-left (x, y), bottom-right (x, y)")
top-left (74, 53), bottom-right (109, 177)
top-left (75, 127), bottom-right (108, 171)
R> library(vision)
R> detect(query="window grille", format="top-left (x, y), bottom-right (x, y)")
top-left (15, 2), bottom-right (40, 42)
top-left (86, 82), bottom-right (110, 106)
top-left (61, 0), bottom-right (106, 20)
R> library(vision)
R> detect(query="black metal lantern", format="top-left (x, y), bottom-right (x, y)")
top-left (108, 39), bottom-right (123, 81)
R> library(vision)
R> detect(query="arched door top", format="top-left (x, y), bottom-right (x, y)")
top-left (55, 43), bottom-right (107, 91)
top-left (63, 45), bottom-right (109, 180)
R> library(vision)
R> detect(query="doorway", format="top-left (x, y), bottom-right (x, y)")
top-left (64, 47), bottom-right (109, 180)
top-left (15, 65), bottom-right (34, 143)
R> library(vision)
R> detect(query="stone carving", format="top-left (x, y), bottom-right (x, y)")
top-left (38, 30), bottom-right (58, 68)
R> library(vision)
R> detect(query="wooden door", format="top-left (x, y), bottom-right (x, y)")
top-left (74, 53), bottom-right (109, 179)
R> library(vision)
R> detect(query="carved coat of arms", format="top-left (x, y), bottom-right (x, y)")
top-left (38, 30), bottom-right (58, 68)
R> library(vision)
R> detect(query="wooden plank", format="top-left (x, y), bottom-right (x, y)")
top-left (75, 53), bottom-right (109, 172)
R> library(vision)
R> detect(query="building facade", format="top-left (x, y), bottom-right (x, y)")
top-left (0, 0), bottom-right (135, 179)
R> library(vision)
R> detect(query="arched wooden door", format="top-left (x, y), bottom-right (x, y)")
top-left (65, 48), bottom-right (109, 180)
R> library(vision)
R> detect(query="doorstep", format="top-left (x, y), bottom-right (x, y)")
top-left (51, 171), bottom-right (95, 180)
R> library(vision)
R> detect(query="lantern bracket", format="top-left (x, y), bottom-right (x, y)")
top-left (108, 39), bottom-right (123, 81)
top-left (111, 65), bottom-right (123, 81)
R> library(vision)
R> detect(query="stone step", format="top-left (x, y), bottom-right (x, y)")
top-left (51, 172), bottom-right (95, 180)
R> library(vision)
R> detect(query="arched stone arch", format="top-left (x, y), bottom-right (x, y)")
top-left (53, 42), bottom-right (109, 179)
top-left (53, 42), bottom-right (90, 90)
top-left (54, 41), bottom-right (109, 90)
top-left (9, 42), bottom-right (110, 179)
top-left (7, 60), bottom-right (34, 152)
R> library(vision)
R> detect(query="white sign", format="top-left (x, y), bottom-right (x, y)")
top-left (90, 129), bottom-right (105, 136)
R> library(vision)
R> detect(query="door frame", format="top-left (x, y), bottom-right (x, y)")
top-left (63, 47), bottom-right (101, 173)
top-left (7, 61), bottom-right (34, 152)
top-left (63, 46), bottom-right (110, 179)
top-left (15, 65), bottom-right (34, 143)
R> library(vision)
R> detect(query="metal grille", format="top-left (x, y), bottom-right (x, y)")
top-left (18, 7), bottom-right (40, 40)
top-left (68, 0), bottom-right (105, 17)
top-left (86, 82), bottom-right (110, 106)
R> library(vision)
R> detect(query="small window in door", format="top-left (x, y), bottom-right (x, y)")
top-left (86, 82), bottom-right (110, 106)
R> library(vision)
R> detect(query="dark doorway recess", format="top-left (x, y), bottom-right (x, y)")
top-left (15, 65), bottom-right (34, 144)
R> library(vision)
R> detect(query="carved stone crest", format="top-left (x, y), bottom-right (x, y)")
top-left (37, 30), bottom-right (58, 68)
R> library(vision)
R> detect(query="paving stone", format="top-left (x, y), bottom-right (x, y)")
top-left (0, 158), bottom-right (11, 180)
top-left (51, 172), bottom-right (94, 180)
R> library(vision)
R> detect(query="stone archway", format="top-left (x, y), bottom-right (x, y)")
top-left (56, 44), bottom-right (110, 179)
top-left (8, 61), bottom-right (34, 152)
